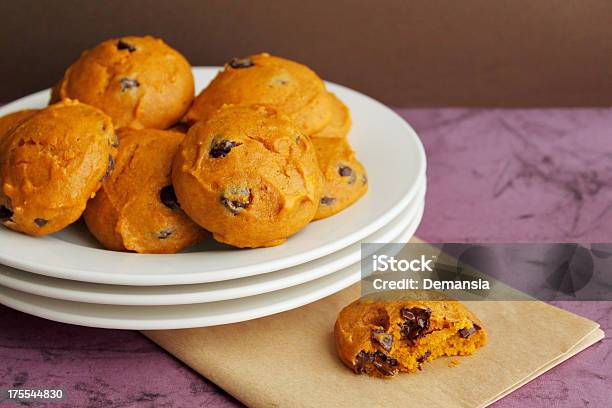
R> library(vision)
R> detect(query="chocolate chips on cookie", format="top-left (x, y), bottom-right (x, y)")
top-left (311, 137), bottom-right (368, 220)
top-left (399, 307), bottom-right (432, 343)
top-left (0, 100), bottom-right (117, 236)
top-left (210, 139), bottom-right (241, 158)
top-left (335, 294), bottom-right (487, 377)
top-left (117, 39), bottom-right (136, 52)
top-left (53, 35), bottom-right (194, 129)
top-left (184, 53), bottom-right (331, 135)
top-left (2, 44), bottom-right (369, 253)
top-left (229, 57), bottom-right (254, 69)
top-left (172, 105), bottom-right (323, 248)
top-left (84, 128), bottom-right (205, 253)
top-left (160, 185), bottom-right (181, 211)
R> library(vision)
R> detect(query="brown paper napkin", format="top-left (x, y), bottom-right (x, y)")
top-left (143, 283), bottom-right (603, 408)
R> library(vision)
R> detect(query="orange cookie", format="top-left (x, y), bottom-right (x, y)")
top-left (84, 128), bottom-right (206, 254)
top-left (173, 105), bottom-right (323, 248)
top-left (311, 137), bottom-right (368, 220)
top-left (335, 292), bottom-right (487, 377)
top-left (0, 100), bottom-right (117, 236)
top-left (184, 53), bottom-right (331, 134)
top-left (54, 36), bottom-right (194, 130)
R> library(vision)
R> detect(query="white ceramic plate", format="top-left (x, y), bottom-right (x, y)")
top-left (0, 207), bottom-right (422, 330)
top-left (0, 67), bottom-right (426, 285)
top-left (0, 186), bottom-right (424, 305)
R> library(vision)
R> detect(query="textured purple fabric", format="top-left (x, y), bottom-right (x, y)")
top-left (0, 108), bottom-right (609, 407)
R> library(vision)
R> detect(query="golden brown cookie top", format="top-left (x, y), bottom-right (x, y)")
top-left (0, 100), bottom-right (116, 236)
top-left (98, 128), bottom-right (184, 207)
top-left (0, 110), bottom-right (39, 146)
top-left (184, 53), bottom-right (327, 131)
top-left (173, 104), bottom-right (323, 247)
top-left (335, 292), bottom-right (486, 376)
top-left (57, 36), bottom-right (194, 130)
top-left (311, 92), bottom-right (351, 138)
top-left (84, 128), bottom-right (206, 253)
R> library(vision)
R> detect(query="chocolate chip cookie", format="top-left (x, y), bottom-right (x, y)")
top-left (311, 137), bottom-right (368, 220)
top-left (184, 53), bottom-right (331, 135)
top-left (173, 104), bottom-right (323, 248)
top-left (53, 36), bottom-right (194, 130)
top-left (335, 292), bottom-right (487, 377)
top-left (0, 100), bottom-right (117, 236)
top-left (84, 128), bottom-right (206, 253)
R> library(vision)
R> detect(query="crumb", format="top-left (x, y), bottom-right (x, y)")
top-left (448, 359), bottom-right (460, 368)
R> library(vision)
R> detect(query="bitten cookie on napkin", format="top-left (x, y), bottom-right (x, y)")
top-left (335, 292), bottom-right (487, 377)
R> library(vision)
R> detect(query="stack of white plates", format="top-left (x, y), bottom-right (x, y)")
top-left (0, 68), bottom-right (426, 330)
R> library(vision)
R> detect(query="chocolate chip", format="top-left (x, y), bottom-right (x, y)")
top-left (354, 350), bottom-right (373, 374)
top-left (458, 325), bottom-right (478, 339)
top-left (117, 40), bottom-right (136, 52)
top-left (110, 134), bottom-right (120, 148)
top-left (120, 77), bottom-right (139, 91)
top-left (160, 185), bottom-right (180, 211)
top-left (399, 307), bottom-right (432, 343)
top-left (209, 139), bottom-right (241, 158)
top-left (416, 350), bottom-right (431, 364)
top-left (228, 57), bottom-right (254, 69)
top-left (274, 78), bottom-right (289, 85)
top-left (361, 174), bottom-right (368, 185)
top-left (34, 218), bottom-right (48, 227)
top-left (320, 196), bottom-right (336, 205)
top-left (0, 205), bottom-right (13, 222)
top-left (157, 228), bottom-right (173, 240)
top-left (354, 350), bottom-right (398, 376)
top-left (101, 154), bottom-right (114, 181)
top-left (338, 166), bottom-right (353, 177)
top-left (221, 187), bottom-right (251, 214)
top-left (371, 329), bottom-right (393, 352)
top-left (372, 351), bottom-right (398, 376)
top-left (338, 165), bottom-right (356, 184)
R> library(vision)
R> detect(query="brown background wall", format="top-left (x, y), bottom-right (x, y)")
top-left (1, 0), bottom-right (611, 106)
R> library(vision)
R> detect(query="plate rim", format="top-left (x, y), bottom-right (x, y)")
top-left (0, 208), bottom-right (422, 330)
top-left (0, 190), bottom-right (424, 305)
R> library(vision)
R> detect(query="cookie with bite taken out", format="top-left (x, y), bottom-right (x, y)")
top-left (335, 292), bottom-right (487, 378)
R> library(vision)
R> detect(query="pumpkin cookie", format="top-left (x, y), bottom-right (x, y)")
top-left (0, 100), bottom-right (117, 236)
top-left (184, 53), bottom-right (331, 134)
top-left (335, 292), bottom-right (487, 378)
top-left (312, 137), bottom-right (367, 220)
top-left (84, 128), bottom-right (206, 254)
top-left (311, 92), bottom-right (351, 138)
top-left (173, 105), bottom-right (323, 248)
top-left (54, 36), bottom-right (194, 130)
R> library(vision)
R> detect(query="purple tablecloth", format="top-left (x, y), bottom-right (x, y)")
top-left (1, 109), bottom-right (610, 407)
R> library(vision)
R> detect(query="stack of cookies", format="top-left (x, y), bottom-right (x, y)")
top-left (0, 38), bottom-right (368, 253)
top-left (185, 53), bottom-right (368, 221)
